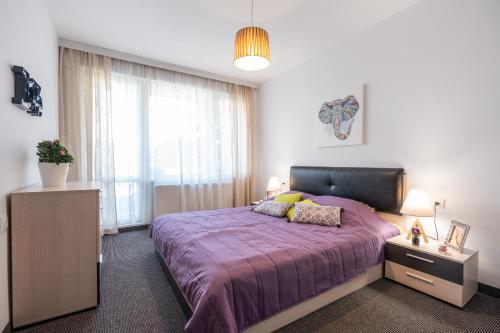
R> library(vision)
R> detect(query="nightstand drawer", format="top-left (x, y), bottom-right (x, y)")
top-left (385, 260), bottom-right (463, 306)
top-left (385, 243), bottom-right (463, 284)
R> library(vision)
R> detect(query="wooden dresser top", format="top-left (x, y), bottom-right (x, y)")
top-left (12, 181), bottom-right (101, 195)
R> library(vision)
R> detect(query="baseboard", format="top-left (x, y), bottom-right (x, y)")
top-left (118, 224), bottom-right (149, 233)
top-left (2, 322), bottom-right (11, 333)
top-left (479, 283), bottom-right (500, 298)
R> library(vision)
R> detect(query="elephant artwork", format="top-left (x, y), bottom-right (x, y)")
top-left (318, 95), bottom-right (359, 140)
top-left (314, 86), bottom-right (364, 147)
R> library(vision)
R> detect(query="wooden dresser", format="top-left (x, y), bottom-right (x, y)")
top-left (385, 234), bottom-right (478, 307)
top-left (10, 182), bottom-right (101, 328)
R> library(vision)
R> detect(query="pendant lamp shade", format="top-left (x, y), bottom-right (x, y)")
top-left (234, 26), bottom-right (270, 71)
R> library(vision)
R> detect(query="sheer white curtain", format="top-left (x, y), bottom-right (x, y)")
top-left (111, 60), bottom-right (253, 225)
top-left (59, 47), bottom-right (253, 227)
top-left (59, 47), bottom-right (118, 234)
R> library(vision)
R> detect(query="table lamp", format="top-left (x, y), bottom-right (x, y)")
top-left (401, 189), bottom-right (434, 243)
top-left (266, 177), bottom-right (281, 198)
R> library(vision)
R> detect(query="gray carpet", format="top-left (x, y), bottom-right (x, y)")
top-left (20, 230), bottom-right (500, 333)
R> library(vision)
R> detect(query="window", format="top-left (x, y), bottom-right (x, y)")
top-left (58, 48), bottom-right (252, 231)
top-left (110, 70), bottom-right (247, 225)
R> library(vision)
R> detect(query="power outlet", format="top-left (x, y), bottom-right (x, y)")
top-left (0, 214), bottom-right (8, 233)
top-left (434, 199), bottom-right (446, 210)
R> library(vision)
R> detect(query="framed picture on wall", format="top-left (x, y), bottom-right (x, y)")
top-left (314, 84), bottom-right (364, 147)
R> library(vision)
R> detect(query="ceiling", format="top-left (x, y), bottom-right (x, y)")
top-left (44, 0), bottom-right (420, 85)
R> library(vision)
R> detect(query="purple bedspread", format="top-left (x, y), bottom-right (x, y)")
top-left (149, 196), bottom-right (399, 333)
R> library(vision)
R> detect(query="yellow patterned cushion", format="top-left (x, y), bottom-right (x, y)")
top-left (286, 199), bottom-right (319, 220)
top-left (274, 192), bottom-right (303, 204)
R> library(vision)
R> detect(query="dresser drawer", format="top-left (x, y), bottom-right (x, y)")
top-left (385, 243), bottom-right (463, 284)
top-left (385, 260), bottom-right (463, 306)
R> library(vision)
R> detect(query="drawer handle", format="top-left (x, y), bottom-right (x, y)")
top-left (406, 253), bottom-right (434, 264)
top-left (406, 272), bottom-right (434, 285)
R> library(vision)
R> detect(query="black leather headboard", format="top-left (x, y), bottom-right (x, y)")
top-left (290, 166), bottom-right (405, 215)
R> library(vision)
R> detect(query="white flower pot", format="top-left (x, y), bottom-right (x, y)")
top-left (38, 162), bottom-right (70, 187)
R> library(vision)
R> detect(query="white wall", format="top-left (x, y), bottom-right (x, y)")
top-left (0, 0), bottom-right (59, 328)
top-left (256, 0), bottom-right (500, 288)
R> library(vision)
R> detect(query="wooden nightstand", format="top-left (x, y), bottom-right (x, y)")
top-left (385, 234), bottom-right (478, 307)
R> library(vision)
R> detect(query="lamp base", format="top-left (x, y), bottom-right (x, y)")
top-left (406, 217), bottom-right (429, 244)
top-left (266, 190), bottom-right (280, 199)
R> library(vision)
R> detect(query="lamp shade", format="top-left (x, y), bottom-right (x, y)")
top-left (266, 177), bottom-right (281, 192)
top-left (234, 27), bottom-right (270, 71)
top-left (400, 189), bottom-right (434, 217)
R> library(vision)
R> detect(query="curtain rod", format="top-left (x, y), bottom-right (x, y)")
top-left (58, 39), bottom-right (259, 89)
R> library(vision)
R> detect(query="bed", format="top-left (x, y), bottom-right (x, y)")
top-left (149, 166), bottom-right (405, 333)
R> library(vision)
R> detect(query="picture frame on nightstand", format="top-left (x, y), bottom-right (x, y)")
top-left (445, 220), bottom-right (470, 253)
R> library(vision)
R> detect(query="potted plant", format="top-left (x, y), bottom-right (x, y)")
top-left (36, 139), bottom-right (74, 187)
